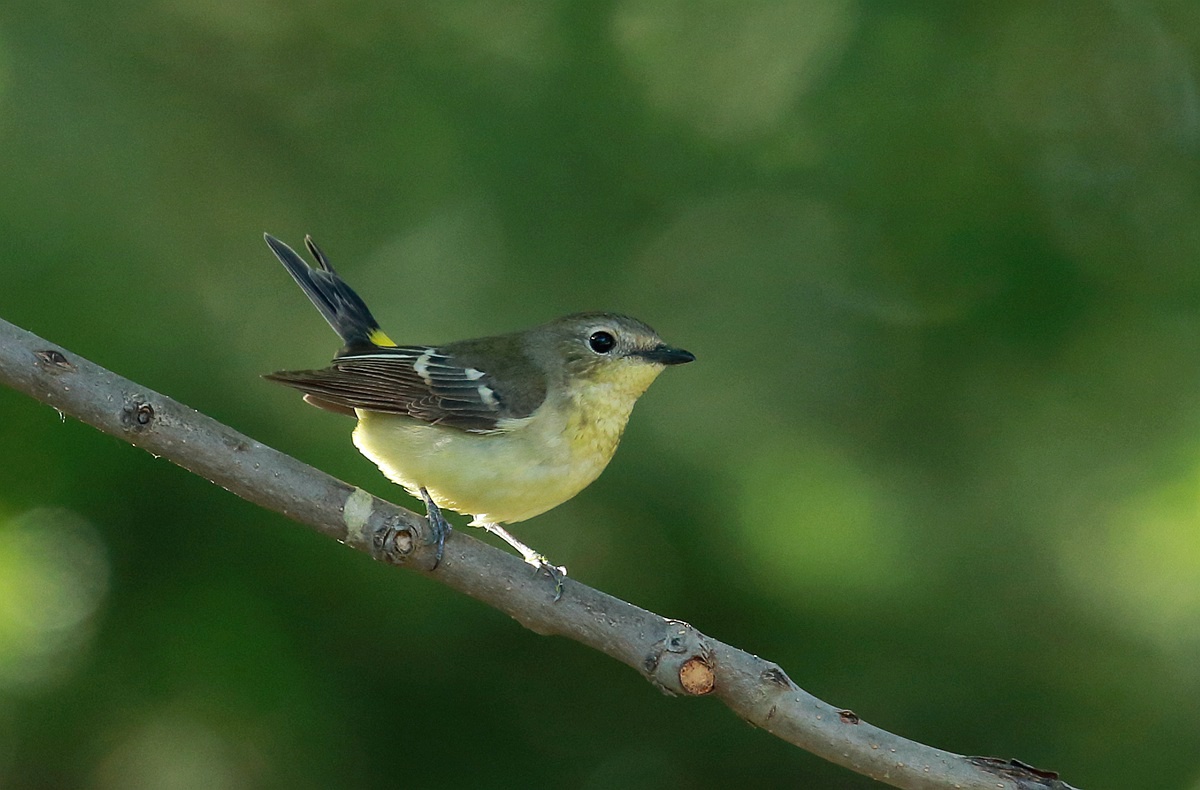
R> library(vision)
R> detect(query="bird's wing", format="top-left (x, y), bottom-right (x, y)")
top-left (265, 343), bottom-right (547, 433)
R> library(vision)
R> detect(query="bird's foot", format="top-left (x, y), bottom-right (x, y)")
top-left (476, 521), bottom-right (567, 602)
top-left (418, 487), bottom-right (450, 569)
top-left (524, 553), bottom-right (568, 602)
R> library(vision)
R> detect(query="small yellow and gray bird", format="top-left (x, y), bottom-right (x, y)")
top-left (263, 234), bottom-right (694, 595)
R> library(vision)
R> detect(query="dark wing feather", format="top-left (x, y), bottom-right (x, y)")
top-left (265, 342), bottom-right (547, 433)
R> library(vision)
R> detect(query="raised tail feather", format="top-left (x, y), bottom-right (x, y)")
top-left (263, 233), bottom-right (395, 350)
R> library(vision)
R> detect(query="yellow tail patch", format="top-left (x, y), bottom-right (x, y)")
top-left (369, 329), bottom-right (398, 347)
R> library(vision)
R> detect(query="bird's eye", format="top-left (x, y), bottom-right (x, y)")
top-left (588, 331), bottom-right (616, 354)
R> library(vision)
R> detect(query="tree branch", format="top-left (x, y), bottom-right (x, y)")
top-left (0, 316), bottom-right (1079, 790)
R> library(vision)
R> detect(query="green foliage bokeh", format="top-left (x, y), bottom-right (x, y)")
top-left (2, 2), bottom-right (1200, 788)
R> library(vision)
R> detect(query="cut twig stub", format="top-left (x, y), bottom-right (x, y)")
top-left (679, 657), bottom-right (715, 695)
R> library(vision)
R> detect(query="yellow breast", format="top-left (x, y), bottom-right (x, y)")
top-left (351, 358), bottom-right (664, 524)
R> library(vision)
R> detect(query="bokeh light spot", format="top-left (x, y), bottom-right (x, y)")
top-left (1057, 469), bottom-right (1200, 650)
top-left (92, 713), bottom-right (251, 790)
top-left (0, 508), bottom-right (109, 691)
top-left (612, 0), bottom-right (858, 141)
top-left (428, 0), bottom-right (566, 72)
top-left (985, 3), bottom-right (1200, 295)
top-left (733, 438), bottom-right (912, 606)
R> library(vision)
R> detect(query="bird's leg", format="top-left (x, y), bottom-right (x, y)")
top-left (418, 487), bottom-right (449, 568)
top-left (475, 521), bottom-right (567, 601)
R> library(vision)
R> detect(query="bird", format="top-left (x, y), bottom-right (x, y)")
top-left (263, 234), bottom-right (694, 597)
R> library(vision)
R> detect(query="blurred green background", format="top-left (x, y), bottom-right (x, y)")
top-left (2, 1), bottom-right (1199, 788)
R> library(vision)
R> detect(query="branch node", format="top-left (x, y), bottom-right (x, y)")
top-left (371, 518), bottom-right (415, 563)
top-left (34, 348), bottom-right (74, 373)
top-left (761, 665), bottom-right (793, 688)
top-left (646, 620), bottom-right (714, 696)
top-left (967, 756), bottom-right (1077, 789)
top-left (121, 396), bottom-right (156, 432)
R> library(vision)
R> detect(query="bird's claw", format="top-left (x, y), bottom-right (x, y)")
top-left (527, 555), bottom-right (567, 602)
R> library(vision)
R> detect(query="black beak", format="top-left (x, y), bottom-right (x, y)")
top-left (638, 344), bottom-right (696, 366)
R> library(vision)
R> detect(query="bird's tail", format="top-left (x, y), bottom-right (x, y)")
top-left (264, 233), bottom-right (397, 350)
